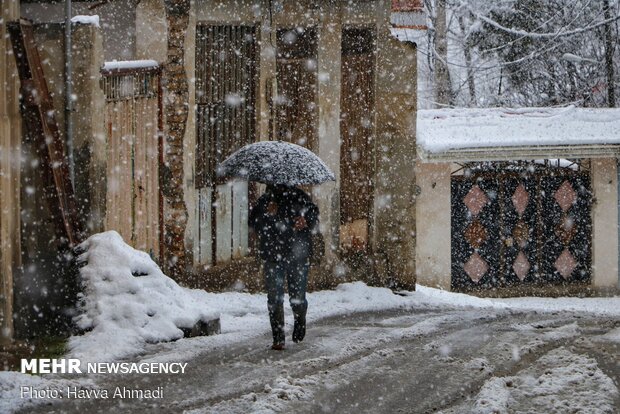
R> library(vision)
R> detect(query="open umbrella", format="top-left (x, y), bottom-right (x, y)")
top-left (217, 141), bottom-right (335, 186)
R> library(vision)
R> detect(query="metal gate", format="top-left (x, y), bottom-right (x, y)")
top-left (101, 66), bottom-right (162, 259)
top-left (451, 162), bottom-right (592, 290)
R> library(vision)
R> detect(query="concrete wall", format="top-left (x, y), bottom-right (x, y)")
top-left (591, 158), bottom-right (619, 289)
top-left (415, 162), bottom-right (451, 290)
top-left (21, 1), bottom-right (137, 61)
top-left (0, 0), bottom-right (21, 343)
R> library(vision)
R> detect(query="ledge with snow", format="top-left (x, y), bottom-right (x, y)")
top-left (72, 232), bottom-right (220, 362)
top-left (417, 106), bottom-right (620, 162)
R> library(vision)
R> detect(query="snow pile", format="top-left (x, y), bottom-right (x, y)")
top-left (71, 15), bottom-right (100, 27)
top-left (70, 231), bottom-right (218, 362)
top-left (417, 106), bottom-right (620, 154)
top-left (472, 347), bottom-right (618, 414)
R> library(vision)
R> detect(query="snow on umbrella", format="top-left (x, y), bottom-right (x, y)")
top-left (217, 141), bottom-right (335, 186)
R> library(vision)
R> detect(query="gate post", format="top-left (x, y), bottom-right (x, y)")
top-left (373, 27), bottom-right (417, 290)
top-left (591, 158), bottom-right (619, 289)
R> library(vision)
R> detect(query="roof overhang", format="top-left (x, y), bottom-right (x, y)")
top-left (418, 144), bottom-right (620, 163)
top-left (417, 107), bottom-right (620, 163)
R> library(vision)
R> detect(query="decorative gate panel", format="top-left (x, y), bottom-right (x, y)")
top-left (451, 166), bottom-right (592, 290)
top-left (451, 178), bottom-right (501, 288)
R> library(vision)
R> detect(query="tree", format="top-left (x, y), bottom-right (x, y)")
top-left (414, 0), bottom-right (620, 108)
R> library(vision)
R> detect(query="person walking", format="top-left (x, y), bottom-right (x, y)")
top-left (249, 184), bottom-right (319, 350)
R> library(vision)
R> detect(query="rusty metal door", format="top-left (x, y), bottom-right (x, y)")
top-left (102, 68), bottom-right (161, 258)
top-left (451, 164), bottom-right (592, 290)
top-left (339, 28), bottom-right (376, 253)
top-left (195, 24), bottom-right (258, 265)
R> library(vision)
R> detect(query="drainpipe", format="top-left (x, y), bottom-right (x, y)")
top-left (65, 0), bottom-right (75, 188)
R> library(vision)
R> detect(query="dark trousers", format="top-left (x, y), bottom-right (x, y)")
top-left (264, 259), bottom-right (309, 344)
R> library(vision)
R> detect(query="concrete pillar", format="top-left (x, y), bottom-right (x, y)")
top-left (591, 158), bottom-right (618, 288)
top-left (415, 162), bottom-right (451, 290)
top-left (72, 23), bottom-right (107, 234)
top-left (373, 0), bottom-right (417, 290)
top-left (313, 12), bottom-right (342, 288)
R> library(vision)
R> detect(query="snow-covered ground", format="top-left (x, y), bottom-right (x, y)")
top-left (1, 232), bottom-right (619, 413)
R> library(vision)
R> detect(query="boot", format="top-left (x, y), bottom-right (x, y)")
top-left (269, 303), bottom-right (285, 350)
top-left (292, 303), bottom-right (307, 343)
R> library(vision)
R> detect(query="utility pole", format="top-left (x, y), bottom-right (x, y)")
top-left (65, 0), bottom-right (75, 186)
top-left (603, 0), bottom-right (616, 108)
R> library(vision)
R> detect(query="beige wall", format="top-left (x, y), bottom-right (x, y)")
top-left (72, 24), bottom-right (107, 233)
top-left (415, 162), bottom-right (451, 290)
top-left (591, 158), bottom-right (619, 289)
top-left (136, 0), bottom-right (168, 63)
top-left (0, 0), bottom-right (21, 343)
top-left (22, 1), bottom-right (137, 61)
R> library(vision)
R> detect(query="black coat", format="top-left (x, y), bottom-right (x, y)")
top-left (249, 187), bottom-right (319, 263)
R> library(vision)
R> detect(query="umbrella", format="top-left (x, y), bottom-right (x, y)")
top-left (217, 141), bottom-right (335, 186)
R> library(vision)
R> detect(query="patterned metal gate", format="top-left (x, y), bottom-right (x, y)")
top-left (451, 162), bottom-right (592, 290)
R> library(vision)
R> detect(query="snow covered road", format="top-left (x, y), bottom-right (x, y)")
top-left (18, 306), bottom-right (620, 414)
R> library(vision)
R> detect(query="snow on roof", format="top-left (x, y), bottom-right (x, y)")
top-left (417, 106), bottom-right (620, 161)
top-left (71, 15), bottom-right (100, 27)
top-left (102, 59), bottom-right (159, 72)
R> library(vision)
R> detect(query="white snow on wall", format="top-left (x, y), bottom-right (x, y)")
top-left (102, 60), bottom-right (159, 71)
top-left (69, 231), bottom-right (218, 363)
top-left (71, 15), bottom-right (100, 27)
top-left (418, 106), bottom-right (620, 153)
